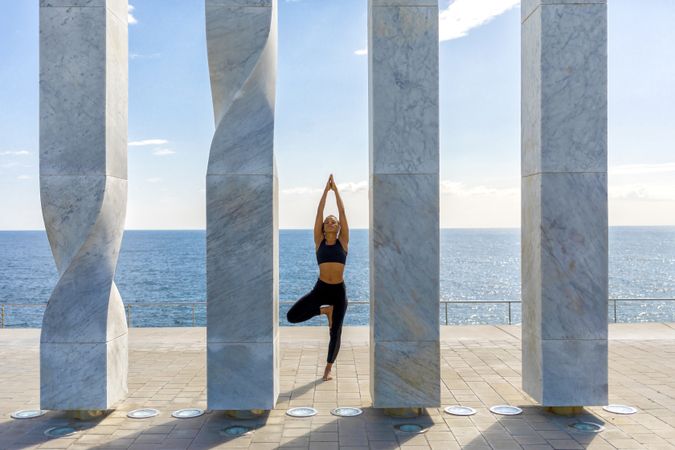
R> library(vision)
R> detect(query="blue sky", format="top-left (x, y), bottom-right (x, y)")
top-left (1, 0), bottom-right (674, 230)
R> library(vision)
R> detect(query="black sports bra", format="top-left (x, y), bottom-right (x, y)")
top-left (316, 238), bottom-right (348, 265)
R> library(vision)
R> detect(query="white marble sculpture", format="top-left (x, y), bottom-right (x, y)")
top-left (205, 0), bottom-right (280, 410)
top-left (521, 0), bottom-right (608, 406)
top-left (368, 0), bottom-right (440, 408)
top-left (39, 0), bottom-right (129, 410)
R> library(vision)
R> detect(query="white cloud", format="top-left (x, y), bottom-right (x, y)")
top-left (282, 186), bottom-right (322, 195)
top-left (128, 4), bottom-right (137, 25)
top-left (609, 183), bottom-right (675, 201)
top-left (129, 139), bottom-right (169, 147)
top-left (16, 175), bottom-right (31, 180)
top-left (1, 162), bottom-right (26, 169)
top-left (277, 178), bottom-right (675, 203)
top-left (609, 162), bottom-right (675, 175)
top-left (441, 180), bottom-right (519, 197)
top-left (281, 180), bottom-right (521, 197)
top-left (354, 1), bottom-right (520, 45)
top-left (439, 0), bottom-right (520, 42)
top-left (146, 177), bottom-right (162, 183)
top-left (282, 180), bottom-right (368, 195)
top-left (354, 48), bottom-right (367, 56)
top-left (153, 148), bottom-right (176, 156)
top-left (0, 150), bottom-right (30, 156)
top-left (439, 179), bottom-right (675, 203)
top-left (340, 180), bottom-right (368, 193)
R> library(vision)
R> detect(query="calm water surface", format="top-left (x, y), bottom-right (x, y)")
top-left (1, 227), bottom-right (674, 327)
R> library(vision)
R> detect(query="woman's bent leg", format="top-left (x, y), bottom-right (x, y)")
top-left (286, 286), bottom-right (322, 324)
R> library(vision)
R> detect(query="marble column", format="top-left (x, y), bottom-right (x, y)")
top-left (205, 0), bottom-right (279, 410)
top-left (39, 0), bottom-right (129, 410)
top-left (521, 0), bottom-right (608, 406)
top-left (368, 0), bottom-right (440, 408)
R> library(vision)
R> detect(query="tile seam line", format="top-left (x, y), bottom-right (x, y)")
top-left (42, 333), bottom-right (127, 345)
top-left (108, 9), bottom-right (128, 24)
top-left (40, 4), bottom-right (129, 23)
top-left (521, 2), bottom-right (606, 24)
top-left (40, 174), bottom-right (129, 181)
top-left (522, 4), bottom-right (539, 23)
top-left (522, 171), bottom-right (606, 178)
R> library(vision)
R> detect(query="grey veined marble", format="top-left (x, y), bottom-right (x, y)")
top-left (368, 0), bottom-right (440, 408)
top-left (205, 0), bottom-right (279, 410)
top-left (521, 0), bottom-right (608, 406)
top-left (39, 0), bottom-right (129, 410)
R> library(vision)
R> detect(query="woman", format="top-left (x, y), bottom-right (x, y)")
top-left (286, 173), bottom-right (349, 381)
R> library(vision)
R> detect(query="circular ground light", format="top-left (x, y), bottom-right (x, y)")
top-left (11, 410), bottom-right (46, 419)
top-left (603, 404), bottom-right (637, 415)
top-left (127, 408), bottom-right (160, 419)
top-left (171, 408), bottom-right (205, 419)
top-left (286, 407), bottom-right (317, 417)
top-left (490, 405), bottom-right (523, 416)
top-left (221, 425), bottom-right (254, 436)
top-left (569, 422), bottom-right (605, 433)
top-left (331, 407), bottom-right (363, 417)
top-left (44, 426), bottom-right (77, 437)
top-left (444, 406), bottom-right (477, 416)
top-left (394, 423), bottom-right (427, 434)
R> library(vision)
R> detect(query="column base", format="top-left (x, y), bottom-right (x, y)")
top-left (66, 410), bottom-right (110, 420)
top-left (547, 406), bottom-right (585, 416)
top-left (383, 407), bottom-right (422, 418)
top-left (40, 334), bottom-right (128, 410)
top-left (223, 409), bottom-right (267, 419)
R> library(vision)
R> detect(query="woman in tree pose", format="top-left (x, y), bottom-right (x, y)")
top-left (286, 174), bottom-right (349, 381)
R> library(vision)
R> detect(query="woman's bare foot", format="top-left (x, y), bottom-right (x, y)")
top-left (322, 364), bottom-right (333, 381)
top-left (320, 305), bottom-right (334, 329)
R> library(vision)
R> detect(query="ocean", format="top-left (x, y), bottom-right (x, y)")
top-left (1, 227), bottom-right (674, 327)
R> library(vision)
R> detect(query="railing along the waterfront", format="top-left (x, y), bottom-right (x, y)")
top-left (2, 299), bottom-right (675, 328)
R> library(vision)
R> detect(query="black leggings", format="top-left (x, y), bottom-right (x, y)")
top-left (286, 278), bottom-right (348, 364)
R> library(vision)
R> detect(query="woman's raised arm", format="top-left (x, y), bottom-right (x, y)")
top-left (314, 176), bottom-right (332, 245)
top-left (332, 179), bottom-right (349, 244)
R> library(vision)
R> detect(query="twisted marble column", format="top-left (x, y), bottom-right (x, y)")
top-left (39, 0), bottom-right (128, 410)
top-left (521, 0), bottom-right (608, 406)
top-left (205, 0), bottom-right (279, 410)
top-left (368, 0), bottom-right (440, 409)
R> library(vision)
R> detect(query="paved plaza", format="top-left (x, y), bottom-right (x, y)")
top-left (1, 324), bottom-right (675, 449)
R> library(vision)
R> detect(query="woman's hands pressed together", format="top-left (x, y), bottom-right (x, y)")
top-left (325, 173), bottom-right (338, 193)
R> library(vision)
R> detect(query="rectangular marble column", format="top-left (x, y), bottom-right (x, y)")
top-left (521, 0), bottom-right (608, 406)
top-left (368, 0), bottom-right (440, 408)
top-left (205, 0), bottom-right (279, 410)
top-left (39, 0), bottom-right (129, 410)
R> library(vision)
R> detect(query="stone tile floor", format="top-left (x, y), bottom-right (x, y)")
top-left (1, 324), bottom-right (675, 449)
